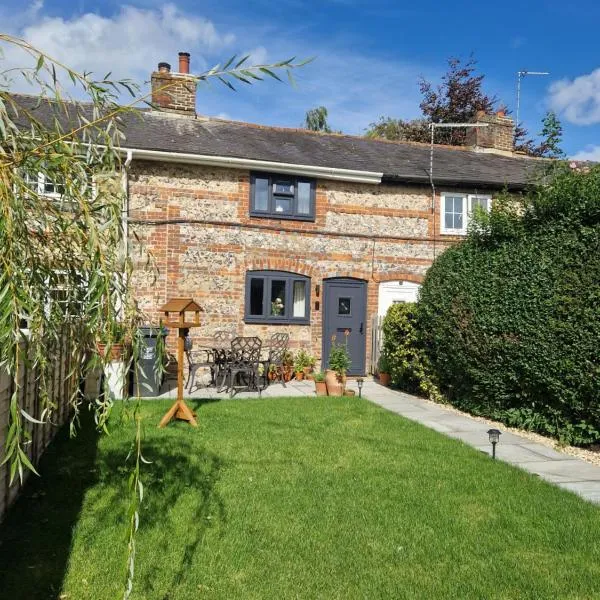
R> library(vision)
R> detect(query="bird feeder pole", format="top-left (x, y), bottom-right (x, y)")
top-left (158, 298), bottom-right (203, 428)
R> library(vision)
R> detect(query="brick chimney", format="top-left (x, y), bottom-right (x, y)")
top-left (466, 110), bottom-right (514, 155)
top-left (151, 52), bottom-right (197, 116)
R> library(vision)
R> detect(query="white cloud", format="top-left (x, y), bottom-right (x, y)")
top-left (1, 3), bottom-right (236, 88)
top-left (570, 145), bottom-right (600, 162)
top-left (0, 2), bottom-right (436, 135)
top-left (548, 68), bottom-right (600, 125)
top-left (243, 46), bottom-right (268, 66)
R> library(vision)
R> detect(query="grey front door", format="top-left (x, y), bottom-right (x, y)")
top-left (322, 278), bottom-right (367, 376)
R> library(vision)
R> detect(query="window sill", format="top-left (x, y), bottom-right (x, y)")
top-left (249, 212), bottom-right (315, 223)
top-left (244, 317), bottom-right (310, 326)
top-left (440, 229), bottom-right (467, 236)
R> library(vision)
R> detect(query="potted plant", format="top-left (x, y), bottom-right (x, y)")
top-left (326, 334), bottom-right (351, 396)
top-left (268, 364), bottom-right (278, 382)
top-left (313, 371), bottom-right (327, 396)
top-left (97, 322), bottom-right (131, 399)
top-left (294, 349), bottom-right (313, 380)
top-left (97, 322), bottom-right (129, 360)
top-left (378, 353), bottom-right (391, 386)
top-left (303, 353), bottom-right (316, 378)
top-left (282, 350), bottom-right (294, 382)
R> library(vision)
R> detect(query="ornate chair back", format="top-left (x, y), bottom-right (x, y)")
top-left (229, 336), bottom-right (262, 369)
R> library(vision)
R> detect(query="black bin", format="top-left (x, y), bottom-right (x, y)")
top-left (135, 326), bottom-right (168, 397)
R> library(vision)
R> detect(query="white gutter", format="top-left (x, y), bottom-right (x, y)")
top-left (118, 147), bottom-right (383, 184)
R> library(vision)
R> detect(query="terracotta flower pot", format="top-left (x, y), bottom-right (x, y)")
top-left (303, 366), bottom-right (314, 380)
top-left (379, 372), bottom-right (391, 386)
top-left (295, 371), bottom-right (304, 381)
top-left (282, 366), bottom-right (293, 382)
top-left (315, 381), bottom-right (328, 396)
top-left (268, 370), bottom-right (278, 382)
top-left (325, 369), bottom-right (344, 396)
top-left (97, 342), bottom-right (125, 361)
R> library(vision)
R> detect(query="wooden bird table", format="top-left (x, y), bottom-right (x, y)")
top-left (157, 298), bottom-right (203, 428)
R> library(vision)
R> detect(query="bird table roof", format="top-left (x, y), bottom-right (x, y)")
top-left (160, 298), bottom-right (203, 313)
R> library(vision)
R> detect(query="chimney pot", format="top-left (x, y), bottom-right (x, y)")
top-left (151, 55), bottom-right (197, 116)
top-left (466, 110), bottom-right (514, 154)
top-left (178, 52), bottom-right (191, 74)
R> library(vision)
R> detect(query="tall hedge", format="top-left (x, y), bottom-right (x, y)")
top-left (418, 164), bottom-right (600, 445)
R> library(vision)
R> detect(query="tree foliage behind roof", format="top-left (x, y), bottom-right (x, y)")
top-left (418, 55), bottom-right (498, 145)
top-left (304, 105), bottom-right (333, 133)
top-left (365, 55), bottom-right (564, 158)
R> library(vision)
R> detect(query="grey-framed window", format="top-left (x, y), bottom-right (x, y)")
top-left (250, 172), bottom-right (316, 221)
top-left (245, 270), bottom-right (310, 324)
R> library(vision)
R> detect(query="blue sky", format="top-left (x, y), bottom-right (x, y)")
top-left (2, 0), bottom-right (600, 158)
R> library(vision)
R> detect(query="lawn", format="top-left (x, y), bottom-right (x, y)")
top-left (1, 396), bottom-right (600, 599)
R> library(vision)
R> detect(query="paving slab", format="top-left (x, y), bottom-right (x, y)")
top-left (516, 459), bottom-right (600, 482)
top-left (446, 429), bottom-right (527, 445)
top-left (560, 482), bottom-right (600, 502)
top-left (473, 443), bottom-right (560, 464)
top-left (362, 380), bottom-right (600, 504)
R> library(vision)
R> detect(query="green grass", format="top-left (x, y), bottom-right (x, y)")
top-left (2, 396), bottom-right (600, 599)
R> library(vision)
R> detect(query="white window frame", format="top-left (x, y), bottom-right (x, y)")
top-left (24, 171), bottom-right (64, 200)
top-left (18, 168), bottom-right (95, 208)
top-left (440, 192), bottom-right (492, 235)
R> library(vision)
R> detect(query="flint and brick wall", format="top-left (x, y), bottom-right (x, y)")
top-left (129, 160), bottom-right (481, 372)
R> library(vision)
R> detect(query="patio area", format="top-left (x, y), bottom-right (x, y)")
top-left (157, 372), bottom-right (348, 400)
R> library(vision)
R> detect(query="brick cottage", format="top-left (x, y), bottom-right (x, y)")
top-left (15, 53), bottom-right (538, 375)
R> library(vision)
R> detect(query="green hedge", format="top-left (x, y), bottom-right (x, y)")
top-left (418, 165), bottom-right (600, 445)
top-left (381, 303), bottom-right (440, 400)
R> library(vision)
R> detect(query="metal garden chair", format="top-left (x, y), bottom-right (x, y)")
top-left (223, 336), bottom-right (263, 398)
top-left (186, 330), bottom-right (234, 392)
top-left (261, 332), bottom-right (289, 387)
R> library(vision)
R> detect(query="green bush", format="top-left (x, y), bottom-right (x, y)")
top-left (381, 303), bottom-right (440, 400)
top-left (418, 164), bottom-right (600, 445)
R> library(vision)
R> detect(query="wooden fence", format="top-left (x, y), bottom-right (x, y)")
top-left (0, 338), bottom-right (75, 522)
top-left (370, 314), bottom-right (384, 375)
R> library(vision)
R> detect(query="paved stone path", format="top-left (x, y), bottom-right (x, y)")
top-left (158, 375), bottom-right (600, 504)
top-left (361, 380), bottom-right (600, 504)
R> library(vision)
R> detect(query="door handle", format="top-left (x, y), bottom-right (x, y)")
top-left (360, 322), bottom-right (364, 334)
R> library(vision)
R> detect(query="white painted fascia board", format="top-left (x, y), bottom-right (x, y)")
top-left (119, 147), bottom-right (383, 184)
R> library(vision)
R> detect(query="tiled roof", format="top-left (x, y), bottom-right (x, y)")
top-left (10, 94), bottom-right (541, 189)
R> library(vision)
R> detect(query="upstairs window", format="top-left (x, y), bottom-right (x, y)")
top-left (441, 193), bottom-right (491, 235)
top-left (22, 171), bottom-right (65, 199)
top-left (245, 270), bottom-right (310, 324)
top-left (250, 172), bottom-right (315, 221)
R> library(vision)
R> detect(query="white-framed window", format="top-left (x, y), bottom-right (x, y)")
top-left (19, 270), bottom-right (88, 330)
top-left (441, 193), bottom-right (491, 235)
top-left (18, 166), bottom-right (94, 209)
top-left (22, 171), bottom-right (64, 199)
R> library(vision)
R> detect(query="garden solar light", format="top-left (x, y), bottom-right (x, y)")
top-left (487, 428), bottom-right (501, 459)
top-left (357, 377), bottom-right (364, 398)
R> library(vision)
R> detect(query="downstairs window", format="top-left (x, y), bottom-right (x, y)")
top-left (245, 271), bottom-right (310, 324)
